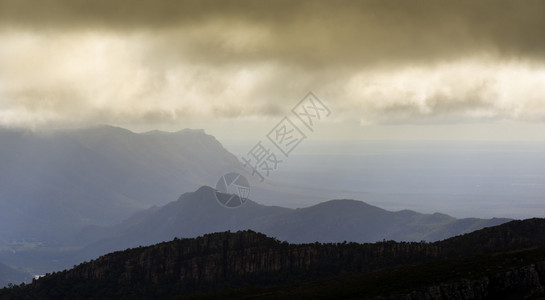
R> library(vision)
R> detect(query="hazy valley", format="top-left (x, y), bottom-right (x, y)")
top-left (0, 126), bottom-right (523, 277)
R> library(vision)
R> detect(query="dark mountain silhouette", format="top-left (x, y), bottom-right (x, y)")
top-left (2, 219), bottom-right (545, 299)
top-left (0, 186), bottom-right (510, 275)
top-left (49, 186), bottom-right (508, 272)
top-left (259, 199), bottom-right (509, 243)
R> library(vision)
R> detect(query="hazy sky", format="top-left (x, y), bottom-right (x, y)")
top-left (1, 0), bottom-right (545, 141)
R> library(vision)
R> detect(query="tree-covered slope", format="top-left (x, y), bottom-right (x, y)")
top-left (2, 218), bottom-right (545, 299)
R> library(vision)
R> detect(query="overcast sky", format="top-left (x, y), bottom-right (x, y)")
top-left (1, 0), bottom-right (545, 141)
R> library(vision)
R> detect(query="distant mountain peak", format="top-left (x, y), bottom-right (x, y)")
top-left (176, 185), bottom-right (250, 208)
top-left (141, 128), bottom-right (207, 136)
top-left (0, 124), bottom-right (246, 252)
top-left (74, 124), bottom-right (135, 136)
top-left (140, 129), bottom-right (169, 135)
top-left (195, 185), bottom-right (216, 193)
top-left (319, 198), bottom-right (376, 206)
top-left (307, 199), bottom-right (385, 212)
top-left (91, 124), bottom-right (132, 132)
top-left (66, 125), bottom-right (209, 138)
top-left (175, 128), bottom-right (206, 135)
top-left (176, 185), bottom-right (216, 199)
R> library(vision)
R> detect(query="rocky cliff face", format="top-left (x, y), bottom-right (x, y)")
top-left (64, 231), bottom-right (319, 284)
top-left (3, 219), bottom-right (545, 299)
top-left (5, 231), bottom-right (446, 299)
top-left (46, 230), bottom-right (442, 287)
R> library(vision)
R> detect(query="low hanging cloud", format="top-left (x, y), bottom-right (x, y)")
top-left (0, 0), bottom-right (545, 128)
top-left (344, 59), bottom-right (545, 124)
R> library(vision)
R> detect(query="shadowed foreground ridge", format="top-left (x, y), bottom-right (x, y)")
top-left (2, 219), bottom-right (545, 299)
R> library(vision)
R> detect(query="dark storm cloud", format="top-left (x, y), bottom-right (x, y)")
top-left (1, 0), bottom-right (545, 128)
top-left (1, 0), bottom-right (545, 67)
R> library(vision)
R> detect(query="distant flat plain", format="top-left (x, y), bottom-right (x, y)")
top-left (225, 140), bottom-right (545, 219)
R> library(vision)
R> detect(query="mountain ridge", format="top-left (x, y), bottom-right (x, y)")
top-left (3, 218), bottom-right (545, 299)
top-left (63, 185), bottom-right (510, 270)
top-left (0, 185), bottom-right (511, 275)
top-left (0, 126), bottom-right (245, 246)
